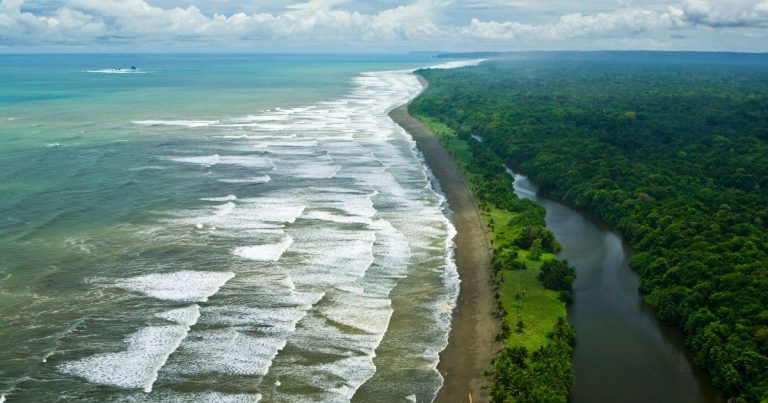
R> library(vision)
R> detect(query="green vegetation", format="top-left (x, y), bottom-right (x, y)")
top-left (538, 259), bottom-right (576, 302)
top-left (499, 250), bottom-right (566, 352)
top-left (491, 318), bottom-right (576, 402)
top-left (414, 112), bottom-right (575, 402)
top-left (412, 57), bottom-right (768, 402)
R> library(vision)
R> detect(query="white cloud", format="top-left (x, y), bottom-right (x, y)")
top-left (677, 0), bottom-right (768, 27)
top-left (366, 0), bottom-right (443, 40)
top-left (0, 0), bottom-right (448, 45)
top-left (1, 0), bottom-right (768, 50)
top-left (460, 7), bottom-right (686, 40)
top-left (0, 0), bottom-right (107, 44)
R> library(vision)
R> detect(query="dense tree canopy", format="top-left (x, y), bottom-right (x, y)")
top-left (538, 260), bottom-right (576, 292)
top-left (413, 56), bottom-right (768, 402)
top-left (490, 318), bottom-right (576, 403)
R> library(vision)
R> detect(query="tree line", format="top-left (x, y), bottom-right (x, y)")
top-left (412, 57), bottom-right (768, 402)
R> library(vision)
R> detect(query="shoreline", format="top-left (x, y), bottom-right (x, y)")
top-left (390, 76), bottom-right (498, 403)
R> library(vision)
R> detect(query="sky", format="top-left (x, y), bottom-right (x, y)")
top-left (1, 0), bottom-right (768, 52)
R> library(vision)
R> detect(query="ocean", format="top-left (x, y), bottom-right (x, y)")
top-left (0, 54), bottom-right (469, 402)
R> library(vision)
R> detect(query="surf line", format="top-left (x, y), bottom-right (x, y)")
top-left (58, 272), bottom-right (234, 392)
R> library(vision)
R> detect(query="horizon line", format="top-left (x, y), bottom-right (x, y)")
top-left (2, 49), bottom-right (768, 56)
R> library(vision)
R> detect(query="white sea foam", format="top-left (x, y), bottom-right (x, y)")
top-left (288, 229), bottom-right (376, 284)
top-left (202, 305), bottom-right (308, 332)
top-left (321, 292), bottom-right (392, 334)
top-left (133, 120), bottom-right (216, 127)
top-left (274, 161), bottom-right (341, 179)
top-left (301, 211), bottom-right (372, 225)
top-left (114, 271), bottom-right (235, 302)
top-left (315, 356), bottom-right (377, 400)
top-left (120, 391), bottom-right (260, 403)
top-left (304, 190), bottom-right (378, 218)
top-left (214, 121), bottom-right (278, 129)
top-left (181, 201), bottom-right (238, 230)
top-left (171, 329), bottom-right (286, 376)
top-left (218, 135), bottom-right (251, 139)
top-left (155, 305), bottom-right (201, 325)
top-left (58, 305), bottom-right (200, 392)
top-left (231, 114), bottom-right (292, 122)
top-left (280, 275), bottom-right (296, 290)
top-left (214, 202), bottom-right (236, 217)
top-left (218, 175), bottom-right (271, 184)
top-left (232, 236), bottom-right (293, 262)
top-left (423, 59), bottom-right (487, 70)
top-left (127, 165), bottom-right (167, 171)
top-left (233, 199), bottom-right (306, 224)
top-left (64, 237), bottom-right (93, 255)
top-left (218, 134), bottom-right (297, 140)
top-left (166, 197), bottom-right (306, 236)
top-left (169, 154), bottom-right (221, 166)
top-left (369, 218), bottom-right (412, 280)
top-left (86, 69), bottom-right (151, 74)
top-left (262, 148), bottom-right (316, 156)
top-left (291, 217), bottom-right (411, 382)
top-left (201, 195), bottom-right (237, 202)
top-left (261, 139), bottom-right (318, 148)
top-left (275, 331), bottom-right (379, 401)
top-left (170, 154), bottom-right (274, 169)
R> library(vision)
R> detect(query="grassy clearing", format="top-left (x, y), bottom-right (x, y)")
top-left (415, 113), bottom-right (565, 353)
top-left (501, 250), bottom-right (565, 351)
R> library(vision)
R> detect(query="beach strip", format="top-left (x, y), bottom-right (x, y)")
top-left (390, 76), bottom-right (499, 403)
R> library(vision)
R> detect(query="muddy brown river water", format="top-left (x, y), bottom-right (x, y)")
top-left (510, 170), bottom-right (723, 403)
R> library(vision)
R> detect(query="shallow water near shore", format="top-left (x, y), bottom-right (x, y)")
top-left (0, 54), bottom-right (468, 402)
top-left (511, 171), bottom-right (723, 402)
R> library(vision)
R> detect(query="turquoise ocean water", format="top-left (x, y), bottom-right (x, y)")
top-left (0, 54), bottom-right (463, 402)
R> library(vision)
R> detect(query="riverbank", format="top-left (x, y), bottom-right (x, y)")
top-left (511, 173), bottom-right (724, 403)
top-left (390, 82), bottom-right (498, 402)
top-left (409, 59), bottom-right (742, 401)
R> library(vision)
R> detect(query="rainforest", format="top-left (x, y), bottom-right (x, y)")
top-left (412, 52), bottom-right (768, 402)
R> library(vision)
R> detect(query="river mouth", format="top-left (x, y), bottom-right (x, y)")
top-left (510, 171), bottom-right (723, 403)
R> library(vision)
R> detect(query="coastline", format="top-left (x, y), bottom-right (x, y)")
top-left (390, 76), bottom-right (498, 403)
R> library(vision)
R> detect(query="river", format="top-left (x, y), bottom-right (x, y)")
top-left (509, 170), bottom-right (723, 403)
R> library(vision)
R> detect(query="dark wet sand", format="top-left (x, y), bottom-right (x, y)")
top-left (389, 77), bottom-right (498, 403)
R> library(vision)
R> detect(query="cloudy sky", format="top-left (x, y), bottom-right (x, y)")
top-left (2, 0), bottom-right (768, 52)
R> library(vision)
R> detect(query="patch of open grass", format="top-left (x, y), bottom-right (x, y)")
top-left (501, 250), bottom-right (565, 351)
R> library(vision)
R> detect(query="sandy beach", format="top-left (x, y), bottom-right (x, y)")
top-left (389, 76), bottom-right (499, 403)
